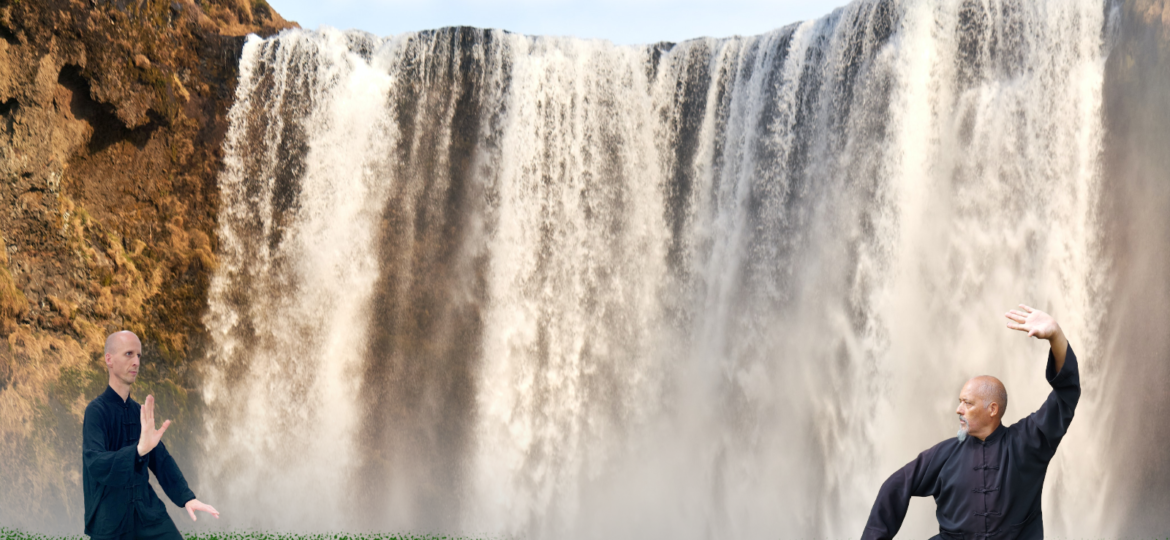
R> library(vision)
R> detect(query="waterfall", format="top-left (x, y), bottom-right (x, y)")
top-left (199, 0), bottom-right (1113, 537)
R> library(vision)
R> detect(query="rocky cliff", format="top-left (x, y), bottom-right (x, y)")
top-left (0, 0), bottom-right (294, 530)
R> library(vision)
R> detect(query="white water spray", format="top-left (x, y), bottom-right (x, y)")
top-left (200, 1), bottom-right (1112, 537)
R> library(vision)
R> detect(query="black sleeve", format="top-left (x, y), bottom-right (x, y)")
top-left (861, 440), bottom-right (954, 540)
top-left (147, 440), bottom-right (197, 508)
top-left (1015, 343), bottom-right (1081, 462)
top-left (83, 405), bottom-right (138, 488)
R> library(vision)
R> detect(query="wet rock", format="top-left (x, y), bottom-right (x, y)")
top-left (1099, 0), bottom-right (1170, 533)
top-left (0, 0), bottom-right (296, 531)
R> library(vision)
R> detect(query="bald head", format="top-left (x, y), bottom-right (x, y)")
top-left (104, 331), bottom-right (142, 397)
top-left (957, 375), bottom-right (1009, 441)
top-left (104, 330), bottom-right (140, 356)
top-left (968, 375), bottom-right (1008, 417)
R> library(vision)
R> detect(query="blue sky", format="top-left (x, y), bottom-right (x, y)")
top-left (266, 0), bottom-right (855, 46)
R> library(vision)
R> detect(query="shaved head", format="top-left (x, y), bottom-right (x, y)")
top-left (104, 330), bottom-right (139, 355)
top-left (957, 375), bottom-right (1009, 441)
top-left (103, 330), bottom-right (142, 398)
top-left (969, 375), bottom-right (1008, 416)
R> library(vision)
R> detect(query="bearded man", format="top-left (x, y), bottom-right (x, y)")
top-left (83, 330), bottom-right (219, 539)
top-left (861, 305), bottom-right (1080, 539)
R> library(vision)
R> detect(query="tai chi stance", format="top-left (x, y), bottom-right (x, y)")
top-left (83, 331), bottom-right (219, 539)
top-left (861, 305), bottom-right (1080, 540)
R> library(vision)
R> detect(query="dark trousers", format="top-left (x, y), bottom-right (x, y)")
top-left (90, 508), bottom-right (183, 540)
top-left (131, 508), bottom-right (182, 540)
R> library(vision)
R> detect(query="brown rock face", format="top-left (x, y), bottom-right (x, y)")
top-left (0, 0), bottom-right (294, 531)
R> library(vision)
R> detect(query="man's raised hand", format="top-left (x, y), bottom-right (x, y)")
top-left (185, 499), bottom-right (220, 521)
top-left (1005, 304), bottom-right (1068, 372)
top-left (137, 394), bottom-right (171, 457)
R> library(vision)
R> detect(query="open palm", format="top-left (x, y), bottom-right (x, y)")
top-left (137, 394), bottom-right (170, 456)
top-left (185, 498), bottom-right (220, 521)
top-left (1005, 304), bottom-right (1059, 339)
top-left (1005, 303), bottom-right (1068, 371)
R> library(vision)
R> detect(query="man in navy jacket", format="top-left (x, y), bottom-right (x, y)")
top-left (83, 331), bottom-right (220, 539)
top-left (862, 305), bottom-right (1080, 539)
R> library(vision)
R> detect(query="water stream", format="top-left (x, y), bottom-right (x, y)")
top-left (199, 1), bottom-right (1114, 536)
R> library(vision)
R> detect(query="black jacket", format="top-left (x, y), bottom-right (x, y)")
top-left (862, 345), bottom-right (1081, 540)
top-left (82, 386), bottom-right (196, 537)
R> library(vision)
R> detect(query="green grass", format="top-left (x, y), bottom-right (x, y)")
top-left (5, 530), bottom-right (1170, 540)
top-left (0, 529), bottom-right (496, 540)
top-left (0, 529), bottom-right (83, 540)
top-left (185, 534), bottom-right (491, 540)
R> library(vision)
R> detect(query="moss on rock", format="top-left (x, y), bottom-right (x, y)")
top-left (0, 0), bottom-right (295, 531)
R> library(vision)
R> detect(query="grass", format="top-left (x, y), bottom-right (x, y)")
top-left (185, 534), bottom-right (490, 540)
top-left (0, 529), bottom-right (495, 540)
top-left (0, 530), bottom-right (84, 540)
top-left (4, 530), bottom-right (1170, 540)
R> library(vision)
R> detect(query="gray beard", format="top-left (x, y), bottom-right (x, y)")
top-left (957, 427), bottom-right (968, 443)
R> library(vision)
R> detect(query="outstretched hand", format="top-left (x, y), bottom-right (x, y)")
top-left (137, 394), bottom-right (171, 457)
top-left (185, 499), bottom-right (220, 521)
top-left (1005, 304), bottom-right (1068, 372)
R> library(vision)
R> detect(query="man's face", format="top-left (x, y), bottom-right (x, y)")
top-left (105, 333), bottom-right (142, 387)
top-left (956, 380), bottom-right (993, 438)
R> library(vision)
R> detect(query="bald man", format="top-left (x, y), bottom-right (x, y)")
top-left (861, 305), bottom-right (1080, 540)
top-left (82, 331), bottom-right (219, 540)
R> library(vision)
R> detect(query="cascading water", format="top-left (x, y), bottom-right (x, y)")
top-left (199, 0), bottom-right (1115, 537)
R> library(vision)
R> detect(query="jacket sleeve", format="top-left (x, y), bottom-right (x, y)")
top-left (861, 440), bottom-right (954, 540)
top-left (83, 404), bottom-right (140, 488)
top-left (148, 440), bottom-right (197, 508)
top-left (1015, 343), bottom-right (1081, 463)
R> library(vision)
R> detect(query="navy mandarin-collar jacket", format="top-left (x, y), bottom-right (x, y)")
top-left (82, 386), bottom-right (196, 537)
top-left (862, 345), bottom-right (1081, 540)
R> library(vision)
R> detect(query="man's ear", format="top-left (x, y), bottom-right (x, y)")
top-left (103, 353), bottom-right (112, 369)
top-left (989, 401), bottom-right (1000, 418)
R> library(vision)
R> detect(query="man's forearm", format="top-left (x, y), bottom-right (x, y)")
top-left (1049, 328), bottom-right (1067, 374)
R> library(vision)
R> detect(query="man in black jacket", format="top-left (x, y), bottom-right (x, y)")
top-left (861, 305), bottom-right (1080, 539)
top-left (83, 331), bottom-right (219, 539)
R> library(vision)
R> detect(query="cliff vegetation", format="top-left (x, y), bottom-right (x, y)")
top-left (0, 0), bottom-right (293, 531)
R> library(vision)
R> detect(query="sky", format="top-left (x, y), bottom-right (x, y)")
top-left (265, 0), bottom-right (855, 46)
